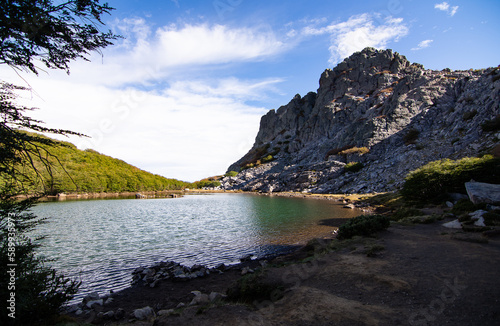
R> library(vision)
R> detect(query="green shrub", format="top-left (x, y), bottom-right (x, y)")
top-left (337, 215), bottom-right (390, 240)
top-left (261, 155), bottom-right (274, 163)
top-left (344, 162), bottom-right (364, 173)
top-left (338, 147), bottom-right (370, 155)
top-left (401, 155), bottom-right (500, 203)
top-left (483, 211), bottom-right (500, 226)
top-left (391, 207), bottom-right (424, 221)
top-left (226, 272), bottom-right (283, 304)
top-left (450, 199), bottom-right (476, 214)
top-left (225, 171), bottom-right (238, 177)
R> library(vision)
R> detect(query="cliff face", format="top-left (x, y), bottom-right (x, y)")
top-left (224, 48), bottom-right (500, 194)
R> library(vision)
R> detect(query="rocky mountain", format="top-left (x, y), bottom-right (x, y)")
top-left (222, 48), bottom-right (500, 194)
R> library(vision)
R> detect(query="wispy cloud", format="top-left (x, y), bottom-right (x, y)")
top-left (302, 13), bottom-right (409, 65)
top-left (67, 20), bottom-right (287, 87)
top-left (411, 39), bottom-right (434, 51)
top-left (434, 2), bottom-right (459, 16)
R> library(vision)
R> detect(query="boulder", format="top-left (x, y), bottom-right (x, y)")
top-left (114, 308), bottom-right (125, 320)
top-left (131, 306), bottom-right (155, 320)
top-left (465, 181), bottom-right (500, 205)
top-left (86, 299), bottom-right (103, 309)
top-left (189, 291), bottom-right (210, 306)
top-left (443, 219), bottom-right (462, 229)
top-left (82, 292), bottom-right (100, 305)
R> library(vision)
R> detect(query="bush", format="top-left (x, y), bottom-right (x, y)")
top-left (344, 162), bottom-right (364, 173)
top-left (391, 207), bottom-right (424, 221)
top-left (338, 147), bottom-right (370, 156)
top-left (401, 155), bottom-right (500, 203)
top-left (225, 171), bottom-right (238, 177)
top-left (261, 155), bottom-right (274, 163)
top-left (337, 215), bottom-right (390, 240)
top-left (226, 272), bottom-right (283, 304)
top-left (0, 197), bottom-right (80, 325)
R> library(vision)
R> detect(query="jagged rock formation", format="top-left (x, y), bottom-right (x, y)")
top-left (223, 48), bottom-right (500, 194)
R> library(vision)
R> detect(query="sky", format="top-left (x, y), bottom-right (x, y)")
top-left (2, 0), bottom-right (499, 182)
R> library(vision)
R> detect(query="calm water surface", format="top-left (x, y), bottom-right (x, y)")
top-left (31, 193), bottom-right (358, 302)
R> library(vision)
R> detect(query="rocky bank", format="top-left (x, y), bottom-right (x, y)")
top-left (222, 48), bottom-right (500, 194)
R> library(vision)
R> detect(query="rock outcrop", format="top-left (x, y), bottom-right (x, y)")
top-left (223, 48), bottom-right (500, 194)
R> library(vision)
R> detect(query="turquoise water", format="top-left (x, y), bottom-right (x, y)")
top-left (30, 193), bottom-right (358, 302)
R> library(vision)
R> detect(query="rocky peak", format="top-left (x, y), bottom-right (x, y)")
top-left (225, 48), bottom-right (500, 194)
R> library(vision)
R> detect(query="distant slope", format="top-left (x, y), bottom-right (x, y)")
top-left (3, 133), bottom-right (189, 194)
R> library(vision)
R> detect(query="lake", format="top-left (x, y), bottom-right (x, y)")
top-left (30, 193), bottom-right (359, 303)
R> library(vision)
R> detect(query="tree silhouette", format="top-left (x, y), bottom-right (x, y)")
top-left (0, 1), bottom-right (120, 324)
top-left (0, 0), bottom-right (119, 74)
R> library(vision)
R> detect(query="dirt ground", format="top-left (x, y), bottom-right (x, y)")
top-left (69, 217), bottom-right (500, 326)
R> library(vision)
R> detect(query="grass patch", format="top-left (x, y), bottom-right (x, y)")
top-left (364, 244), bottom-right (385, 257)
top-left (338, 146), bottom-right (370, 156)
top-left (226, 272), bottom-right (284, 304)
top-left (337, 215), bottom-right (390, 240)
top-left (344, 162), bottom-right (364, 173)
top-left (391, 207), bottom-right (424, 220)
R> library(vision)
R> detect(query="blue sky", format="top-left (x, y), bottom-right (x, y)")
top-left (3, 0), bottom-right (499, 181)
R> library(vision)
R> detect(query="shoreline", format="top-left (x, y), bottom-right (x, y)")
top-left (66, 215), bottom-right (500, 326)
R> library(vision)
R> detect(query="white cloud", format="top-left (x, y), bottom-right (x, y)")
top-left (434, 2), bottom-right (459, 16)
top-left (0, 20), bottom-right (290, 181)
top-left (302, 14), bottom-right (409, 65)
top-left (411, 39), bottom-right (434, 51)
top-left (7, 74), bottom-right (277, 182)
top-left (65, 21), bottom-right (286, 87)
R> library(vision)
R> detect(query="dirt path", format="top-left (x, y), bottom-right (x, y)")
top-left (70, 220), bottom-right (500, 325)
top-left (153, 222), bottom-right (500, 326)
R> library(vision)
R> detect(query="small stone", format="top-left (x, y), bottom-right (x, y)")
top-left (131, 306), bottom-right (155, 320)
top-left (241, 266), bottom-right (254, 275)
top-left (82, 292), bottom-right (100, 305)
top-left (209, 292), bottom-right (226, 302)
top-left (114, 308), bottom-right (125, 320)
top-left (158, 309), bottom-right (175, 316)
top-left (75, 309), bottom-right (83, 316)
top-left (446, 201), bottom-right (454, 208)
top-left (176, 302), bottom-right (186, 308)
top-left (103, 311), bottom-right (115, 319)
top-left (86, 299), bottom-right (103, 309)
top-left (189, 291), bottom-right (210, 306)
top-left (442, 219), bottom-right (462, 229)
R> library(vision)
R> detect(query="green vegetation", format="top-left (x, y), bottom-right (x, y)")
top-left (1, 133), bottom-right (189, 195)
top-left (401, 155), bottom-right (500, 202)
top-left (225, 171), bottom-right (239, 177)
top-left (344, 162), bottom-right (364, 173)
top-left (191, 179), bottom-right (221, 189)
top-left (337, 215), bottom-right (390, 240)
top-left (227, 271), bottom-right (283, 304)
top-left (1, 2), bottom-right (120, 324)
top-left (261, 154), bottom-right (274, 163)
top-left (338, 146), bottom-right (370, 156)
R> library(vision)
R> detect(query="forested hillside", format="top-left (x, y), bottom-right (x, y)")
top-left (2, 133), bottom-right (189, 194)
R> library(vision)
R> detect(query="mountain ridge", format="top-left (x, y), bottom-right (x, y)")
top-left (223, 47), bottom-right (500, 194)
